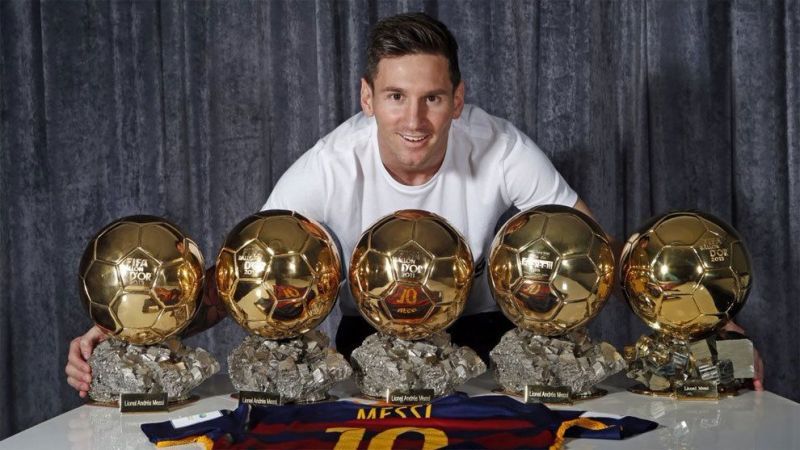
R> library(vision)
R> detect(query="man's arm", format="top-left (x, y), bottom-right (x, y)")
top-left (572, 197), bottom-right (623, 259)
top-left (571, 197), bottom-right (596, 221)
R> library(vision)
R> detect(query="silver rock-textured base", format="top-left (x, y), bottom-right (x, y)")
top-left (491, 328), bottom-right (626, 395)
top-left (88, 338), bottom-right (220, 403)
top-left (624, 332), bottom-right (752, 395)
top-left (227, 331), bottom-right (352, 403)
top-left (351, 332), bottom-right (487, 399)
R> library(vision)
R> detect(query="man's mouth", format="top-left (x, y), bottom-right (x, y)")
top-left (399, 133), bottom-right (430, 143)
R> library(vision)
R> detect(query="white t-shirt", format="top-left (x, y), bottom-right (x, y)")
top-left (262, 104), bottom-right (577, 316)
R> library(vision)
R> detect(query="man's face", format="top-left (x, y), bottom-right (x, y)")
top-left (361, 53), bottom-right (465, 179)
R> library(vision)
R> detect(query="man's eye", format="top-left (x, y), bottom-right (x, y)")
top-left (389, 93), bottom-right (403, 101)
top-left (426, 96), bottom-right (440, 103)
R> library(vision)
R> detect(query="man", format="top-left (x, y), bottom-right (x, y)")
top-left (66, 13), bottom-right (762, 397)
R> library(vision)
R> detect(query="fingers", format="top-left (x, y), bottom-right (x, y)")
top-left (753, 348), bottom-right (765, 391)
top-left (65, 361), bottom-right (91, 384)
top-left (68, 338), bottom-right (91, 373)
top-left (722, 321), bottom-right (745, 334)
top-left (79, 340), bottom-right (93, 360)
top-left (79, 326), bottom-right (107, 360)
top-left (66, 375), bottom-right (90, 394)
top-left (66, 346), bottom-right (92, 397)
top-left (65, 327), bottom-right (107, 396)
top-left (66, 353), bottom-right (91, 395)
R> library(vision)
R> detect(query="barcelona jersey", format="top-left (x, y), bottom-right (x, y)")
top-left (141, 393), bottom-right (657, 449)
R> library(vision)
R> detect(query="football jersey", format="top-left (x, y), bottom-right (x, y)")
top-left (141, 393), bottom-right (657, 449)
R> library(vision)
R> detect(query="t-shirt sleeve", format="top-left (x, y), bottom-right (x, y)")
top-left (501, 130), bottom-right (578, 210)
top-left (261, 142), bottom-right (327, 222)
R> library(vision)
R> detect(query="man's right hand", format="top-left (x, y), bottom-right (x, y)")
top-left (65, 326), bottom-right (108, 398)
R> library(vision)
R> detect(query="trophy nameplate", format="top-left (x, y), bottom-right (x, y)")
top-left (386, 389), bottom-right (435, 404)
top-left (119, 393), bottom-right (169, 413)
top-left (677, 381), bottom-right (719, 400)
top-left (524, 385), bottom-right (572, 404)
top-left (238, 390), bottom-right (283, 406)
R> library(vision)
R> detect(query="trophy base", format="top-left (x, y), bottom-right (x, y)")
top-left (87, 338), bottom-right (219, 404)
top-left (491, 328), bottom-right (626, 396)
top-left (624, 332), bottom-right (755, 400)
top-left (351, 332), bottom-right (486, 399)
top-left (227, 331), bottom-right (352, 404)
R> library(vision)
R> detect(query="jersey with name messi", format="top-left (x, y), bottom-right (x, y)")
top-left (142, 393), bottom-right (657, 449)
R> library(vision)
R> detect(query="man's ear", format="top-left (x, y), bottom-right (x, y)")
top-left (360, 78), bottom-right (374, 116)
top-left (452, 81), bottom-right (465, 119)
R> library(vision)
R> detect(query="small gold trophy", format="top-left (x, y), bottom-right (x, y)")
top-left (488, 205), bottom-right (624, 401)
top-left (216, 210), bottom-right (351, 403)
top-left (79, 216), bottom-right (219, 405)
top-left (621, 210), bottom-right (754, 398)
top-left (348, 210), bottom-right (485, 400)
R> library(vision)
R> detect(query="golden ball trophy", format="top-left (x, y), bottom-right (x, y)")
top-left (349, 210), bottom-right (485, 400)
top-left (216, 210), bottom-right (351, 403)
top-left (488, 205), bottom-right (624, 401)
top-left (79, 216), bottom-right (219, 405)
top-left (621, 210), bottom-right (754, 398)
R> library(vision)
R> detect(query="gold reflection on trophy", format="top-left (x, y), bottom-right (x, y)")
top-left (488, 205), bottom-right (615, 336)
top-left (216, 210), bottom-right (341, 339)
top-left (78, 216), bottom-right (205, 345)
top-left (620, 211), bottom-right (752, 341)
top-left (349, 210), bottom-right (473, 340)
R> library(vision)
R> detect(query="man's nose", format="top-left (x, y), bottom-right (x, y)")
top-left (404, 100), bottom-right (426, 129)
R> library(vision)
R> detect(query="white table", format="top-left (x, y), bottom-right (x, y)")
top-left (2, 374), bottom-right (798, 449)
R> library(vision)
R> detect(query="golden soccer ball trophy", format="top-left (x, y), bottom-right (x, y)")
top-left (78, 215), bottom-right (219, 403)
top-left (348, 210), bottom-right (486, 399)
top-left (488, 205), bottom-right (624, 398)
top-left (216, 210), bottom-right (351, 402)
top-left (621, 210), bottom-right (754, 398)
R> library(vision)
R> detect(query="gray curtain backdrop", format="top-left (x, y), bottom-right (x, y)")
top-left (1, 0), bottom-right (798, 439)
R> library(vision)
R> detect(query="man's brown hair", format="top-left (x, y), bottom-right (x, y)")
top-left (364, 13), bottom-right (461, 90)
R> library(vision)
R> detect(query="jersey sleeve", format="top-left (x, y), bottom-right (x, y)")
top-left (261, 142), bottom-right (328, 223)
top-left (500, 130), bottom-right (578, 211)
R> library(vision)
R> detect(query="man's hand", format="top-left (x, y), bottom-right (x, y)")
top-left (65, 326), bottom-right (108, 398)
top-left (723, 321), bottom-right (765, 391)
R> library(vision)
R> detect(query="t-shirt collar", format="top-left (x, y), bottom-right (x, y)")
top-left (370, 118), bottom-right (454, 193)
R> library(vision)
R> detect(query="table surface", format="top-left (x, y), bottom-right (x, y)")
top-left (2, 373), bottom-right (798, 450)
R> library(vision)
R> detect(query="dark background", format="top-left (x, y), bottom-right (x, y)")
top-left (1, 0), bottom-right (798, 439)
